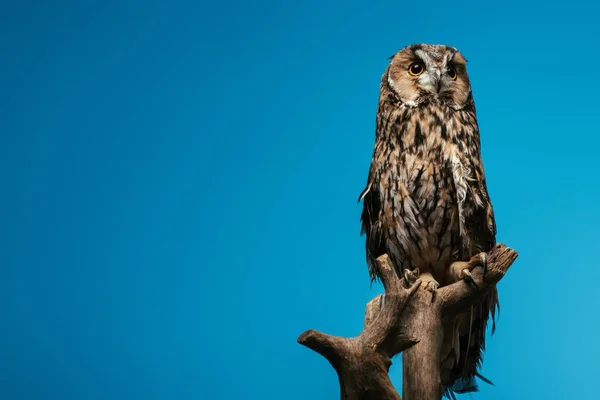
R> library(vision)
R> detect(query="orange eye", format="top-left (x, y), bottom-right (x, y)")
top-left (447, 68), bottom-right (457, 80)
top-left (408, 63), bottom-right (424, 76)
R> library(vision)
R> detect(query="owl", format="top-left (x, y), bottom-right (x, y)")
top-left (359, 44), bottom-right (498, 397)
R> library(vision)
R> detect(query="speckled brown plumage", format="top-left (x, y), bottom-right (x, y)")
top-left (359, 44), bottom-right (498, 397)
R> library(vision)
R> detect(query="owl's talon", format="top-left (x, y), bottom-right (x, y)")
top-left (402, 269), bottom-right (411, 285)
top-left (424, 280), bottom-right (439, 302)
top-left (418, 272), bottom-right (439, 298)
top-left (425, 280), bottom-right (439, 293)
top-left (463, 270), bottom-right (479, 289)
top-left (402, 268), bottom-right (421, 287)
top-left (480, 253), bottom-right (488, 277)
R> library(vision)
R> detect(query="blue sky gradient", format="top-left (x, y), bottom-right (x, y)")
top-left (3, 1), bottom-right (600, 399)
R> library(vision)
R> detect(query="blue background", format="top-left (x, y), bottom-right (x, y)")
top-left (3, 1), bottom-right (599, 399)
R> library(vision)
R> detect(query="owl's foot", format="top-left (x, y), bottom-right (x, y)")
top-left (462, 270), bottom-right (478, 289)
top-left (419, 271), bottom-right (439, 295)
top-left (402, 268), bottom-right (420, 287)
top-left (403, 269), bottom-right (438, 296)
top-left (449, 252), bottom-right (487, 289)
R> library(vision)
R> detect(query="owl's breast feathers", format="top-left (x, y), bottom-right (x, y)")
top-left (361, 100), bottom-right (495, 279)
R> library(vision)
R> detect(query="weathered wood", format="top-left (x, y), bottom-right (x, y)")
top-left (401, 291), bottom-right (444, 400)
top-left (298, 244), bottom-right (518, 400)
top-left (298, 255), bottom-right (420, 400)
top-left (298, 332), bottom-right (402, 400)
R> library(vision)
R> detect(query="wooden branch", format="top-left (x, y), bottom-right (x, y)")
top-left (401, 289), bottom-right (444, 400)
top-left (298, 255), bottom-right (421, 400)
top-left (298, 244), bottom-right (518, 400)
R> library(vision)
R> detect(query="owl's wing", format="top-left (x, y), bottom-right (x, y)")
top-left (359, 169), bottom-right (386, 282)
top-left (445, 156), bottom-right (499, 397)
top-left (465, 158), bottom-right (497, 255)
top-left (452, 149), bottom-right (496, 260)
top-left (467, 157), bottom-right (499, 333)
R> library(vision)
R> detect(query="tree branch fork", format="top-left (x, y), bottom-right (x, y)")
top-left (297, 244), bottom-right (518, 400)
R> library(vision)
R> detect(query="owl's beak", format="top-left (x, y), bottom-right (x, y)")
top-left (435, 77), bottom-right (443, 93)
top-left (433, 68), bottom-right (443, 93)
top-left (420, 68), bottom-right (443, 94)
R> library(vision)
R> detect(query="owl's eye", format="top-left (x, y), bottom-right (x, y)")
top-left (447, 68), bottom-right (457, 80)
top-left (408, 63), bottom-right (424, 76)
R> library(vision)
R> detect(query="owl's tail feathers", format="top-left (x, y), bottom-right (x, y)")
top-left (447, 376), bottom-right (478, 397)
top-left (443, 373), bottom-right (494, 399)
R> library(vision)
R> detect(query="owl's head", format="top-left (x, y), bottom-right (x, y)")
top-left (384, 44), bottom-right (472, 110)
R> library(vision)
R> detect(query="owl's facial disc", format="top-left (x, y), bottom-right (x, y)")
top-left (386, 44), bottom-right (472, 109)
